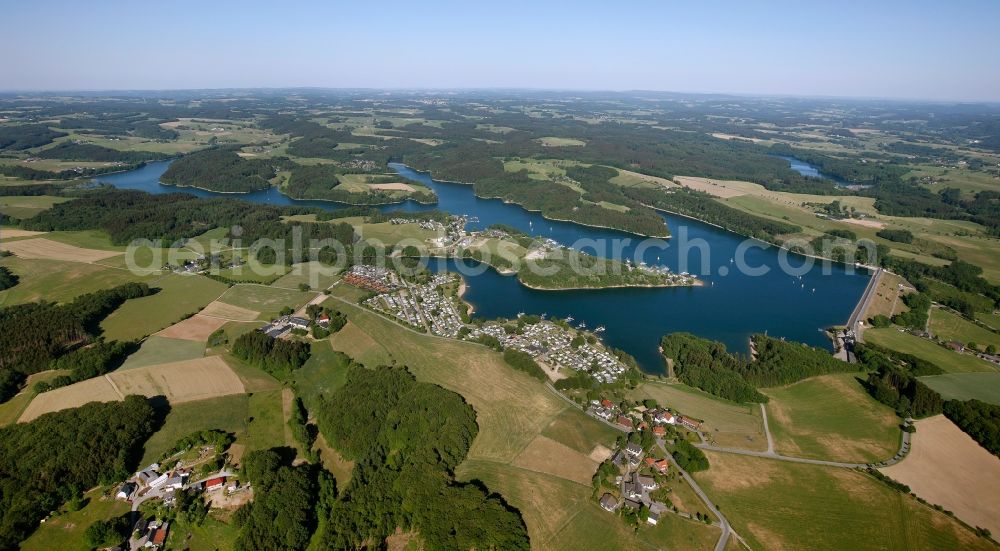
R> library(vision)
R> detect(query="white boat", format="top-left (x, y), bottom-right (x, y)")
top-left (578, 322), bottom-right (587, 329)
top-left (595, 326), bottom-right (606, 332)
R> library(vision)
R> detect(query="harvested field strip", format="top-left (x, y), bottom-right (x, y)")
top-left (510, 435), bottom-right (598, 485)
top-left (880, 415), bottom-right (1000, 539)
top-left (199, 300), bottom-right (261, 321)
top-left (19, 356), bottom-right (245, 422)
top-left (0, 237), bottom-right (122, 262)
top-left (0, 229), bottom-right (46, 238)
top-left (156, 313), bottom-right (228, 341)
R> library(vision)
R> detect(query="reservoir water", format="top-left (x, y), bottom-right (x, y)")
top-left (777, 155), bottom-right (854, 187)
top-left (95, 161), bottom-right (870, 374)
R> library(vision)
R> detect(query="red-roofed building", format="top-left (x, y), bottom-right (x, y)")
top-left (601, 399), bottom-right (614, 409)
top-left (617, 416), bottom-right (634, 429)
top-left (653, 459), bottom-right (670, 474)
top-left (204, 477), bottom-right (226, 491)
top-left (652, 425), bottom-right (666, 437)
top-left (644, 457), bottom-right (656, 467)
top-left (151, 522), bottom-right (170, 547)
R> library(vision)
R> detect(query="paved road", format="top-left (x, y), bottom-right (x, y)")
top-left (658, 440), bottom-right (733, 551)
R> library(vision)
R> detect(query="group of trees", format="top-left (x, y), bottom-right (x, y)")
top-left (0, 266), bottom-right (17, 291)
top-left (233, 448), bottom-right (331, 551)
top-left (943, 400), bottom-right (1000, 457)
top-left (0, 282), bottom-right (153, 402)
top-left (502, 348), bottom-right (547, 380)
top-left (0, 124), bottom-right (66, 150)
top-left (855, 343), bottom-right (944, 418)
top-left (672, 439), bottom-right (710, 472)
top-left (232, 331), bottom-right (311, 378)
top-left (34, 340), bottom-right (135, 393)
top-left (36, 142), bottom-right (168, 163)
top-left (876, 228), bottom-right (914, 244)
top-left (0, 396), bottom-right (158, 548)
top-left (315, 365), bottom-right (529, 550)
top-left (891, 292), bottom-right (932, 329)
top-left (161, 147), bottom-right (288, 192)
top-left (661, 333), bottom-right (857, 403)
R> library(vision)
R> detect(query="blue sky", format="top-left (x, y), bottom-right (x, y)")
top-left (3, 0), bottom-right (998, 101)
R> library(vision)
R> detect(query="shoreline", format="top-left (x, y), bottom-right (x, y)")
top-left (428, 253), bottom-right (699, 292)
top-left (162, 180), bottom-right (439, 206)
top-left (391, 163), bottom-right (671, 239)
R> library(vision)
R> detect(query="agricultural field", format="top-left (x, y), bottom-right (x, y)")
top-left (271, 261), bottom-right (342, 290)
top-left (99, 273), bottom-right (228, 341)
top-left (19, 489), bottom-right (131, 551)
top-left (0, 370), bottom-right (70, 426)
top-left (540, 407), bottom-right (621, 456)
top-left (139, 393), bottom-right (250, 465)
top-left (0, 256), bottom-right (153, 305)
top-left (694, 451), bottom-right (993, 551)
top-left (241, 389), bottom-right (286, 454)
top-left (862, 271), bottom-right (912, 320)
top-left (327, 296), bottom-right (718, 549)
top-left (155, 313), bottom-right (228, 342)
top-left (328, 320), bottom-right (394, 367)
top-left (19, 356), bottom-right (246, 422)
top-left (0, 195), bottom-right (70, 219)
top-left (118, 336), bottom-right (206, 370)
top-left (762, 373), bottom-right (900, 463)
top-left (459, 459), bottom-right (720, 551)
top-left (536, 136), bottom-right (586, 147)
top-left (928, 307), bottom-right (1000, 351)
top-left (199, 300), bottom-right (261, 322)
top-left (628, 381), bottom-right (768, 451)
top-left (216, 283), bottom-right (316, 320)
top-left (881, 415), bottom-right (1000, 540)
top-left (0, 237), bottom-right (122, 263)
top-left (866, 328), bottom-right (999, 373)
top-left (918, 372), bottom-right (1000, 405)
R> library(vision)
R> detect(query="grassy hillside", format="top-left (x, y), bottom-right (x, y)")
top-left (763, 373), bottom-right (900, 463)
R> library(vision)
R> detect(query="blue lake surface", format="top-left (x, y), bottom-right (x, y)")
top-left (95, 161), bottom-right (870, 374)
top-left (777, 155), bottom-right (853, 186)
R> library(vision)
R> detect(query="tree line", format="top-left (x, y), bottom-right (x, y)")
top-left (161, 147), bottom-right (289, 192)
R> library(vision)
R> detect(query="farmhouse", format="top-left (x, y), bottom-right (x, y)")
top-left (624, 482), bottom-right (642, 500)
top-left (148, 473), bottom-right (169, 489)
top-left (289, 316), bottom-right (310, 330)
top-left (636, 473), bottom-right (657, 491)
top-left (136, 464), bottom-right (161, 486)
top-left (600, 493), bottom-right (619, 512)
top-left (625, 443), bottom-right (643, 457)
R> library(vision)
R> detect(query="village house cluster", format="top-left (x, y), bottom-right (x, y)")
top-left (343, 264), bottom-right (400, 293)
top-left (364, 272), bottom-right (465, 337)
top-left (116, 457), bottom-right (242, 550)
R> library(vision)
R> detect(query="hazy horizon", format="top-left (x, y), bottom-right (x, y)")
top-left (3, 0), bottom-right (999, 102)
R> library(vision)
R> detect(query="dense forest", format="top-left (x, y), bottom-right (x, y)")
top-left (232, 331), bottom-right (311, 378)
top-left (161, 148), bottom-right (288, 192)
top-left (625, 186), bottom-right (801, 243)
top-left (36, 142), bottom-right (168, 163)
top-left (0, 282), bottom-right (152, 402)
top-left (0, 396), bottom-right (157, 549)
top-left (316, 365), bottom-right (529, 549)
top-left (233, 448), bottom-right (332, 551)
top-left (24, 190), bottom-right (358, 267)
top-left (0, 124), bottom-right (66, 150)
top-left (660, 333), bottom-right (857, 403)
